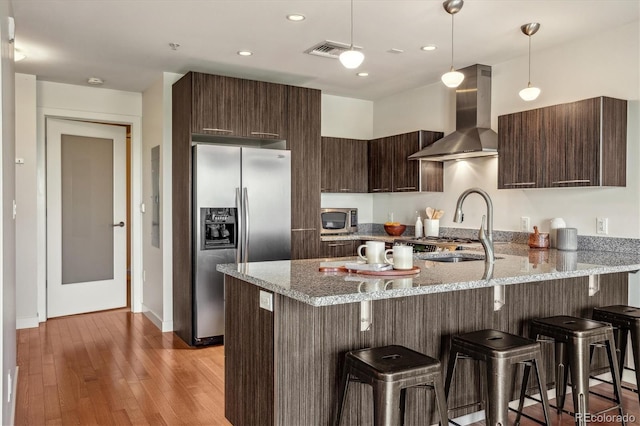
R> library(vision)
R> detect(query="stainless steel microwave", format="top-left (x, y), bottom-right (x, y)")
top-left (320, 208), bottom-right (358, 235)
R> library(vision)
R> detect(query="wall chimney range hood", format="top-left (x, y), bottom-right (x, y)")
top-left (409, 64), bottom-right (498, 161)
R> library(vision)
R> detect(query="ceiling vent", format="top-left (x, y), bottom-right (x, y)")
top-left (304, 40), bottom-right (362, 59)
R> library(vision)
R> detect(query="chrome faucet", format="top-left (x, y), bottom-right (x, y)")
top-left (453, 187), bottom-right (495, 265)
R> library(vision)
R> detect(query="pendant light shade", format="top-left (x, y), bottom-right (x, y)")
top-left (441, 0), bottom-right (464, 88)
top-left (340, 0), bottom-right (364, 69)
top-left (519, 22), bottom-right (541, 101)
top-left (339, 49), bottom-right (365, 69)
top-left (441, 68), bottom-right (465, 88)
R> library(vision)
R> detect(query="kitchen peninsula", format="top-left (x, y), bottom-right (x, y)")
top-left (218, 247), bottom-right (640, 425)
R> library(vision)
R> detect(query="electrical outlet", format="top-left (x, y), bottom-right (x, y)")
top-left (259, 290), bottom-right (273, 312)
top-left (596, 217), bottom-right (609, 235)
top-left (520, 217), bottom-right (530, 232)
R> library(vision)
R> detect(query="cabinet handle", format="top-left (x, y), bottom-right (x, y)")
top-left (250, 131), bottom-right (280, 138)
top-left (328, 243), bottom-right (348, 247)
top-left (339, 189), bottom-right (351, 192)
top-left (552, 179), bottom-right (591, 185)
top-left (372, 188), bottom-right (390, 192)
top-left (292, 228), bottom-right (316, 232)
top-left (504, 182), bottom-right (536, 187)
top-left (202, 128), bottom-right (233, 133)
top-left (395, 186), bottom-right (416, 190)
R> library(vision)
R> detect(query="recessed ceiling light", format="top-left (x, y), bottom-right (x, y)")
top-left (87, 77), bottom-right (104, 85)
top-left (421, 45), bottom-right (437, 51)
top-left (286, 14), bottom-right (305, 21)
top-left (388, 48), bottom-right (404, 54)
top-left (237, 50), bottom-right (253, 56)
top-left (356, 72), bottom-right (369, 77)
top-left (14, 49), bottom-right (26, 62)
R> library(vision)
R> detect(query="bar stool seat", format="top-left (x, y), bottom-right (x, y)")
top-left (529, 315), bottom-right (625, 425)
top-left (335, 344), bottom-right (449, 426)
top-left (444, 329), bottom-right (551, 425)
top-left (593, 305), bottom-right (640, 405)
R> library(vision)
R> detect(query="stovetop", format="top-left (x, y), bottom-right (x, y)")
top-left (394, 236), bottom-right (480, 252)
top-left (398, 236), bottom-right (479, 245)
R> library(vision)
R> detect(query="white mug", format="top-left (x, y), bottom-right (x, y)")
top-left (384, 245), bottom-right (414, 270)
top-left (358, 241), bottom-right (386, 264)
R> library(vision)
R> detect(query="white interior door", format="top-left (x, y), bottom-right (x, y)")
top-left (46, 118), bottom-right (127, 318)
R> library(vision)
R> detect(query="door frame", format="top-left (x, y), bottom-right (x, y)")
top-left (37, 108), bottom-right (143, 321)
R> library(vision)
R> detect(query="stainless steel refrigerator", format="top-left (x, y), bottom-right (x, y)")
top-left (193, 144), bottom-right (291, 345)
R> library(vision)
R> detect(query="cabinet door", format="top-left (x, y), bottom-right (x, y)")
top-left (393, 133), bottom-right (420, 192)
top-left (419, 131), bottom-right (445, 192)
top-left (319, 240), bottom-right (358, 258)
top-left (546, 99), bottom-right (599, 187)
top-left (244, 80), bottom-right (287, 139)
top-left (368, 138), bottom-right (393, 193)
top-left (288, 86), bottom-right (321, 259)
top-left (191, 73), bottom-right (243, 135)
top-left (497, 109), bottom-right (543, 189)
top-left (321, 137), bottom-right (368, 193)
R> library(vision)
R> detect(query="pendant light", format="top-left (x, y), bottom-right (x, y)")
top-left (339, 0), bottom-right (364, 69)
top-left (441, 0), bottom-right (464, 88)
top-left (519, 22), bottom-right (541, 101)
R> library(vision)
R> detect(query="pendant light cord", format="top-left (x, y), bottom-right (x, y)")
top-left (450, 13), bottom-right (455, 70)
top-left (350, 0), bottom-right (354, 48)
top-left (527, 35), bottom-right (532, 86)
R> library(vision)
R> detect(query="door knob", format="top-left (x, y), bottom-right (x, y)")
top-left (113, 221), bottom-right (125, 227)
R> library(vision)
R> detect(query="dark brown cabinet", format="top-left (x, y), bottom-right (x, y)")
top-left (369, 130), bottom-right (444, 193)
top-left (288, 86), bottom-right (321, 260)
top-left (319, 240), bottom-right (359, 257)
top-left (190, 72), bottom-right (286, 139)
top-left (172, 72), bottom-right (321, 345)
top-left (498, 96), bottom-right (627, 189)
top-left (321, 137), bottom-right (368, 193)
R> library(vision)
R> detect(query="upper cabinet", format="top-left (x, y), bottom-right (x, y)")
top-left (321, 137), bottom-right (368, 193)
top-left (191, 73), bottom-right (286, 139)
top-left (498, 96), bottom-right (627, 189)
top-left (369, 130), bottom-right (444, 193)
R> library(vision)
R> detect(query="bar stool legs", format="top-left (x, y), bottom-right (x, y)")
top-left (593, 304), bottom-right (640, 408)
top-left (530, 315), bottom-right (625, 426)
top-left (335, 345), bottom-right (449, 426)
top-left (445, 329), bottom-right (551, 425)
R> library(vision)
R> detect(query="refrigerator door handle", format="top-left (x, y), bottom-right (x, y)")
top-left (235, 187), bottom-right (242, 264)
top-left (243, 187), bottom-right (250, 263)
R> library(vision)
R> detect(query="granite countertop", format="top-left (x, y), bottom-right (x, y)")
top-left (321, 234), bottom-right (404, 243)
top-left (217, 244), bottom-right (640, 307)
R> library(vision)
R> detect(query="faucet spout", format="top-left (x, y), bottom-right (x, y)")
top-left (453, 187), bottom-right (494, 265)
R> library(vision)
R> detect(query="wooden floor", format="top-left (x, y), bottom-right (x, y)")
top-left (15, 309), bottom-right (230, 425)
top-left (14, 309), bottom-right (640, 425)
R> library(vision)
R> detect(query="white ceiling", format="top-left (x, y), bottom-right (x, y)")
top-left (12, 0), bottom-right (640, 100)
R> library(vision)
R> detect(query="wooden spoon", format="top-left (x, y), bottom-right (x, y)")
top-left (434, 210), bottom-right (444, 219)
top-left (426, 207), bottom-right (434, 219)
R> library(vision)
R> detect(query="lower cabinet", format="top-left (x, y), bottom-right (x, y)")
top-left (319, 240), bottom-right (359, 257)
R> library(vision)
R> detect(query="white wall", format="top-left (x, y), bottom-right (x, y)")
top-left (1, 1), bottom-right (17, 422)
top-left (141, 72), bottom-right (180, 332)
top-left (15, 74), bottom-right (37, 329)
top-left (320, 94), bottom-right (375, 222)
top-left (371, 21), bottom-right (640, 238)
top-left (31, 81), bottom-right (143, 321)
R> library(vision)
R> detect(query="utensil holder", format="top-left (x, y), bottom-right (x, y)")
top-left (424, 219), bottom-right (439, 237)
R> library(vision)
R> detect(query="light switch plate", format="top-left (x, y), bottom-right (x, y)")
top-left (259, 290), bottom-right (273, 311)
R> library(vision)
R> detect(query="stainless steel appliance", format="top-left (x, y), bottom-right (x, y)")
top-left (395, 236), bottom-right (478, 253)
top-left (193, 144), bottom-right (291, 345)
top-left (320, 208), bottom-right (358, 235)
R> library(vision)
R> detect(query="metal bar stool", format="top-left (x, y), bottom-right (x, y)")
top-left (444, 329), bottom-right (551, 425)
top-left (335, 345), bottom-right (449, 426)
top-left (529, 315), bottom-right (625, 425)
top-left (592, 305), bottom-right (640, 405)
